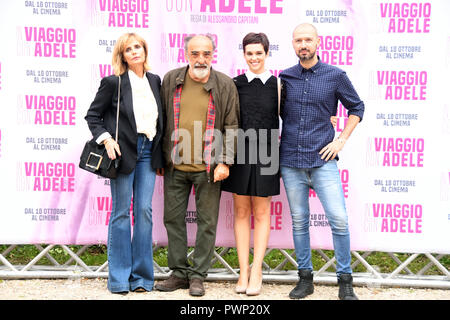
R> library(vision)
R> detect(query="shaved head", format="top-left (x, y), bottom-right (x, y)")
top-left (292, 23), bottom-right (318, 39)
top-left (291, 23), bottom-right (321, 68)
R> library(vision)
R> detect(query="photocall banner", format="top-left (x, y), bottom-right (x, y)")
top-left (0, 0), bottom-right (449, 254)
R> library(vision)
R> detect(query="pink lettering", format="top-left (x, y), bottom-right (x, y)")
top-left (98, 0), bottom-right (149, 13)
top-left (373, 203), bottom-right (422, 218)
top-left (99, 64), bottom-right (114, 78)
top-left (24, 27), bottom-right (76, 43)
top-left (318, 36), bottom-right (353, 50)
top-left (34, 42), bottom-right (76, 58)
top-left (381, 218), bottom-right (422, 233)
top-left (168, 33), bottom-right (191, 48)
top-left (374, 137), bottom-right (425, 153)
top-left (24, 162), bottom-right (76, 177)
top-left (34, 110), bottom-right (76, 126)
top-left (239, 0), bottom-right (251, 13)
top-left (380, 2), bottom-right (431, 18)
top-left (254, 0), bottom-right (266, 13)
top-left (108, 12), bottom-right (149, 28)
top-left (376, 71), bottom-right (427, 86)
top-left (200, 0), bottom-right (283, 14)
top-left (388, 18), bottom-right (430, 33)
top-left (382, 152), bottom-right (424, 167)
top-left (33, 177), bottom-right (75, 192)
top-left (317, 50), bottom-right (352, 66)
top-left (25, 95), bottom-right (76, 110)
top-left (97, 197), bottom-right (112, 212)
top-left (385, 85), bottom-right (426, 100)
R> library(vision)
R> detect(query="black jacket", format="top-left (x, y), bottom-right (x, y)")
top-left (85, 71), bottom-right (164, 174)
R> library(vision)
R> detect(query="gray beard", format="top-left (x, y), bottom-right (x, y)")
top-left (192, 67), bottom-right (210, 79)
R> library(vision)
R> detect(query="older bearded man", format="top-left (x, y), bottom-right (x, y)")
top-left (155, 34), bottom-right (240, 297)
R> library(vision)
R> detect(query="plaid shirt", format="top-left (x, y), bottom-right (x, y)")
top-left (279, 59), bottom-right (364, 168)
top-left (172, 85), bottom-right (216, 174)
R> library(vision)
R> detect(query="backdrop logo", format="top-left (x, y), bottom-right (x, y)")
top-left (377, 70), bottom-right (427, 100)
top-left (25, 95), bottom-right (76, 126)
top-left (89, 196), bottom-right (112, 226)
top-left (160, 32), bottom-right (218, 65)
top-left (99, 64), bottom-right (115, 78)
top-left (98, 0), bottom-right (149, 28)
top-left (200, 0), bottom-right (283, 14)
top-left (317, 36), bottom-right (353, 66)
top-left (379, 2), bottom-right (431, 33)
top-left (24, 162), bottom-right (75, 192)
top-left (24, 27), bottom-right (76, 58)
top-left (374, 137), bottom-right (424, 167)
top-left (372, 203), bottom-right (423, 233)
top-left (90, 64), bottom-right (114, 96)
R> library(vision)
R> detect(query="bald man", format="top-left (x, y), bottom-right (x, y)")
top-left (155, 34), bottom-right (239, 297)
top-left (279, 23), bottom-right (364, 300)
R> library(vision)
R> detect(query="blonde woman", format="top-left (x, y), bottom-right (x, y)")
top-left (85, 33), bottom-right (164, 294)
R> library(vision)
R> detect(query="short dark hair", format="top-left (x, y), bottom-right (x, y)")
top-left (242, 32), bottom-right (270, 54)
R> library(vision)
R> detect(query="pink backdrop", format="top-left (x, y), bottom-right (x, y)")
top-left (0, 0), bottom-right (449, 254)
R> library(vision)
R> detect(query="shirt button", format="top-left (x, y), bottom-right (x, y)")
top-left (304, 91), bottom-right (307, 94)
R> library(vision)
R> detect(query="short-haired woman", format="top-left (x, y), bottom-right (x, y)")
top-left (222, 32), bottom-right (280, 296)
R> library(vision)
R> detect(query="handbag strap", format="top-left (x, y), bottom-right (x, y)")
top-left (115, 75), bottom-right (121, 141)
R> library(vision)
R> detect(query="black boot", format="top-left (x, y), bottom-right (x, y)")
top-left (338, 274), bottom-right (358, 300)
top-left (289, 269), bottom-right (314, 299)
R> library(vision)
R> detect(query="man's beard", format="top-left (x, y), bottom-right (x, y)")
top-left (297, 48), bottom-right (315, 61)
top-left (191, 63), bottom-right (210, 79)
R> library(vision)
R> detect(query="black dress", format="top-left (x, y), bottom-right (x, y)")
top-left (222, 73), bottom-right (280, 197)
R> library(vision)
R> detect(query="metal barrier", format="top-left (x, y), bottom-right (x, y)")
top-left (1, 244), bottom-right (449, 289)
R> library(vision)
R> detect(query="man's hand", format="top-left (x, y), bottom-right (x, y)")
top-left (213, 163), bottom-right (229, 183)
top-left (319, 137), bottom-right (346, 161)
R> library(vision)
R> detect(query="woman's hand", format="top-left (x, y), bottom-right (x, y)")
top-left (104, 138), bottom-right (121, 160)
top-left (330, 116), bottom-right (337, 128)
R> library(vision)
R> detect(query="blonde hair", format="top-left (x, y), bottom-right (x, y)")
top-left (112, 33), bottom-right (150, 76)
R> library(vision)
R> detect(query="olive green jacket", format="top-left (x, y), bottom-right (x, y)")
top-left (160, 66), bottom-right (240, 180)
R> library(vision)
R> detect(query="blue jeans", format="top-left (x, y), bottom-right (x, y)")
top-left (107, 135), bottom-right (156, 292)
top-left (281, 160), bottom-right (352, 275)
